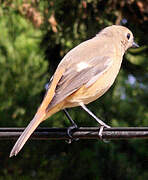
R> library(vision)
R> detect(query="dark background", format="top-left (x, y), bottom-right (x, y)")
top-left (0, 0), bottom-right (148, 179)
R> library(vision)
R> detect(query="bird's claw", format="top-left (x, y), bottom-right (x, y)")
top-left (65, 124), bottom-right (79, 144)
top-left (98, 126), bottom-right (104, 139)
top-left (98, 125), bottom-right (111, 143)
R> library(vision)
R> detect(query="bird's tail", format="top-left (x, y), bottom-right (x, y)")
top-left (9, 102), bottom-right (63, 158)
top-left (9, 110), bottom-right (46, 157)
top-left (10, 68), bottom-right (66, 157)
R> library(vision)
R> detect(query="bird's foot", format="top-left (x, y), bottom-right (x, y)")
top-left (66, 124), bottom-right (79, 144)
top-left (99, 125), bottom-right (111, 143)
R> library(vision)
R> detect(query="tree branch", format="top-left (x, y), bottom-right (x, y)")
top-left (0, 127), bottom-right (148, 140)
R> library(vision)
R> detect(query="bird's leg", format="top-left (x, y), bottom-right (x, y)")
top-left (79, 103), bottom-right (110, 139)
top-left (63, 109), bottom-right (79, 143)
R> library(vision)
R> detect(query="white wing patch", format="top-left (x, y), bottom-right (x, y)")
top-left (76, 61), bottom-right (90, 72)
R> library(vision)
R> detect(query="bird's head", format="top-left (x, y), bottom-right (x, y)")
top-left (101, 25), bottom-right (139, 52)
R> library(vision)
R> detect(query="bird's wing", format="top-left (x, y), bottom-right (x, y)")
top-left (46, 56), bottom-right (112, 110)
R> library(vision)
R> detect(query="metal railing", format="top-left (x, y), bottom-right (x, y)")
top-left (1, 127), bottom-right (148, 140)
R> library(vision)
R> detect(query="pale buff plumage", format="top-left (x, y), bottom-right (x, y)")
top-left (10, 25), bottom-right (138, 157)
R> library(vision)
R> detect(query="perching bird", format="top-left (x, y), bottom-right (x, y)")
top-left (10, 25), bottom-right (139, 157)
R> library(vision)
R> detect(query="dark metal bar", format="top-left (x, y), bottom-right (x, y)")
top-left (0, 127), bottom-right (148, 140)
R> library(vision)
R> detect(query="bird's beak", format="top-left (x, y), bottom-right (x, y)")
top-left (132, 41), bottom-right (139, 48)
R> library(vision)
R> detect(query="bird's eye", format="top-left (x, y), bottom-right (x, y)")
top-left (127, 33), bottom-right (130, 40)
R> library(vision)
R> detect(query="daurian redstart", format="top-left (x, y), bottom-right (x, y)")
top-left (10, 25), bottom-right (139, 157)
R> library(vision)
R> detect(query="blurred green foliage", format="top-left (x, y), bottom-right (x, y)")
top-left (0, 0), bottom-right (148, 179)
